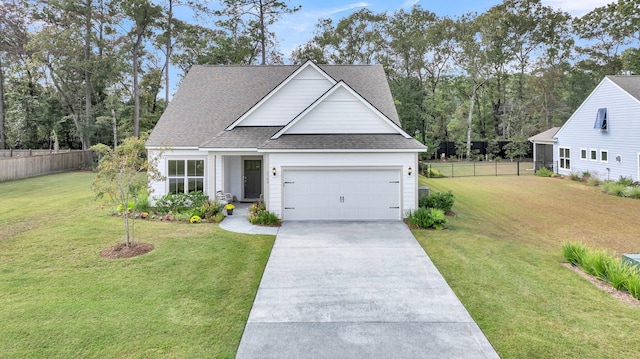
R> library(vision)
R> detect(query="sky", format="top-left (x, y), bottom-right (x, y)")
top-left (272, 0), bottom-right (614, 61)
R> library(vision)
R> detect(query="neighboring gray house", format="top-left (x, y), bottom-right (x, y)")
top-left (530, 75), bottom-right (640, 181)
top-left (146, 61), bottom-right (427, 220)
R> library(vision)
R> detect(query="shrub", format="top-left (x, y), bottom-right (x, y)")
top-left (581, 171), bottom-right (591, 178)
top-left (626, 186), bottom-right (640, 199)
top-left (247, 201), bottom-right (280, 225)
top-left (195, 200), bottom-right (223, 219)
top-left (617, 176), bottom-right (635, 187)
top-left (601, 181), bottom-right (627, 197)
top-left (174, 212), bottom-right (192, 222)
top-left (581, 249), bottom-right (610, 280)
top-left (562, 242), bottom-right (588, 266)
top-left (418, 191), bottom-right (454, 213)
top-left (135, 193), bottom-right (150, 213)
top-left (604, 260), bottom-right (632, 291)
top-left (536, 167), bottom-right (553, 177)
top-left (154, 191), bottom-right (210, 214)
top-left (569, 172), bottom-right (581, 181)
top-left (407, 208), bottom-right (446, 230)
top-left (426, 168), bottom-right (445, 178)
top-left (627, 273), bottom-right (640, 300)
top-left (212, 211), bottom-right (225, 223)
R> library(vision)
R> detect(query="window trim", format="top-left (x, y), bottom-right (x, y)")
top-left (166, 158), bottom-right (206, 194)
top-left (600, 150), bottom-right (608, 163)
top-left (594, 108), bottom-right (607, 130)
top-left (590, 149), bottom-right (598, 162)
top-left (559, 146), bottom-right (571, 170)
top-left (580, 148), bottom-right (587, 160)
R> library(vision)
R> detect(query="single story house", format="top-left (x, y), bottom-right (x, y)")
top-left (529, 75), bottom-right (640, 181)
top-left (146, 61), bottom-right (427, 220)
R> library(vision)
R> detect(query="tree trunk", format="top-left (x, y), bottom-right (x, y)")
top-left (112, 109), bottom-right (117, 150)
top-left (0, 57), bottom-right (6, 150)
top-left (165, 0), bottom-right (172, 109)
top-left (84, 0), bottom-right (93, 150)
top-left (124, 212), bottom-right (130, 247)
top-left (259, 0), bottom-right (266, 65)
top-left (133, 29), bottom-right (142, 137)
top-left (466, 89), bottom-right (476, 160)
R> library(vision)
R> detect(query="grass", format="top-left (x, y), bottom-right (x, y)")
top-left (0, 172), bottom-right (275, 358)
top-left (415, 175), bottom-right (640, 358)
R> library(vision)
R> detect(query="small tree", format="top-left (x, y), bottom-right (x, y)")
top-left (91, 136), bottom-right (162, 247)
top-left (504, 135), bottom-right (529, 162)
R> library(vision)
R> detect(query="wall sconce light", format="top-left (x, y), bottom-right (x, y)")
top-left (272, 167), bottom-right (277, 176)
top-left (408, 167), bottom-right (413, 176)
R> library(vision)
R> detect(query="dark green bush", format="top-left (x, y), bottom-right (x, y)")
top-left (418, 191), bottom-right (454, 213)
top-left (407, 208), bottom-right (446, 230)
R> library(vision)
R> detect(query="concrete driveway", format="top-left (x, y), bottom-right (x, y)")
top-left (236, 221), bottom-right (499, 358)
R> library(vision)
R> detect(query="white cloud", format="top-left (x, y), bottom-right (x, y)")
top-left (541, 0), bottom-right (613, 17)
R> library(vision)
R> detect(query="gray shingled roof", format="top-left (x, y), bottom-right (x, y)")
top-left (147, 63), bottom-right (425, 151)
top-left (528, 127), bottom-right (560, 143)
top-left (259, 134), bottom-right (425, 150)
top-left (607, 75), bottom-right (640, 102)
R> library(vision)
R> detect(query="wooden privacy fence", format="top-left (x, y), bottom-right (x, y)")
top-left (0, 150), bottom-right (90, 181)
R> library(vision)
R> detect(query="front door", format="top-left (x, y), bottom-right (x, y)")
top-left (243, 159), bottom-right (262, 200)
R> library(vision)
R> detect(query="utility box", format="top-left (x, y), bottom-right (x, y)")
top-left (622, 254), bottom-right (640, 268)
top-left (418, 186), bottom-right (429, 197)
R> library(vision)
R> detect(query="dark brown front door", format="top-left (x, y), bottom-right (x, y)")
top-left (244, 159), bottom-right (262, 200)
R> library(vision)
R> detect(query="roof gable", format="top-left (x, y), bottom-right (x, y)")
top-left (555, 76), bottom-right (640, 139)
top-left (226, 61), bottom-right (336, 129)
top-left (272, 81), bottom-right (411, 139)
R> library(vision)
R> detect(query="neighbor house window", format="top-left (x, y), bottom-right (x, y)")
top-left (580, 148), bottom-right (587, 160)
top-left (559, 147), bottom-right (570, 170)
top-left (601, 150), bottom-right (608, 163)
top-left (168, 159), bottom-right (205, 194)
top-left (590, 149), bottom-right (597, 161)
top-left (594, 108), bottom-right (607, 130)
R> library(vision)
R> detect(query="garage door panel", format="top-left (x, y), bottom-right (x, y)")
top-left (283, 169), bottom-right (401, 221)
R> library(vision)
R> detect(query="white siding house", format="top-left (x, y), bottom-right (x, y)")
top-left (531, 76), bottom-right (640, 181)
top-left (146, 61), bottom-right (427, 220)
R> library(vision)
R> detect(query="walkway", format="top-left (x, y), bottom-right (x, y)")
top-left (236, 221), bottom-right (499, 358)
top-left (218, 203), bottom-right (279, 235)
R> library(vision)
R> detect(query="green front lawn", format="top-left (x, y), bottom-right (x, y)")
top-left (416, 176), bottom-right (640, 358)
top-left (0, 172), bottom-right (274, 358)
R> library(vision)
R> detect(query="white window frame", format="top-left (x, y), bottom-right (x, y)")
top-left (600, 150), bottom-right (608, 163)
top-left (559, 147), bottom-right (571, 170)
top-left (590, 148), bottom-right (598, 162)
top-left (167, 159), bottom-right (206, 194)
top-left (580, 148), bottom-right (587, 160)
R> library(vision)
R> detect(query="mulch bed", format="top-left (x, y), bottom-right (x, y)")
top-left (100, 242), bottom-right (154, 259)
top-left (562, 263), bottom-right (640, 308)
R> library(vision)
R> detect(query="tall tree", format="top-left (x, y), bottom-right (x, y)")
top-left (122, 0), bottom-right (162, 137)
top-left (217, 0), bottom-right (300, 65)
top-left (0, 1), bottom-right (28, 149)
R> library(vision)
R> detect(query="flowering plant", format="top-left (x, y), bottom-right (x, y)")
top-left (189, 215), bottom-right (202, 223)
top-left (225, 204), bottom-right (235, 210)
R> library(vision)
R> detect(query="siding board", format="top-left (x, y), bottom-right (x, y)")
top-left (555, 78), bottom-right (640, 181)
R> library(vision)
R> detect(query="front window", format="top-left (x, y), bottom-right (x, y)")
top-left (168, 159), bottom-right (204, 194)
top-left (559, 147), bottom-right (570, 170)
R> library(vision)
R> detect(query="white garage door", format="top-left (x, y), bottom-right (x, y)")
top-left (283, 169), bottom-right (401, 220)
